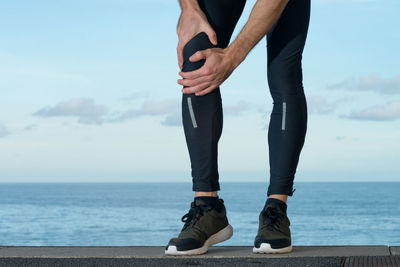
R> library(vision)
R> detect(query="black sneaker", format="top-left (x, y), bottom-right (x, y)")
top-left (253, 198), bottom-right (293, 253)
top-left (165, 197), bottom-right (233, 255)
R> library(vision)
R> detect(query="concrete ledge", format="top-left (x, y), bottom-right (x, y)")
top-left (0, 246), bottom-right (399, 267)
top-left (390, 246), bottom-right (400, 255)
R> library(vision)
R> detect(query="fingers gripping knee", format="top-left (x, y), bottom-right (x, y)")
top-left (182, 32), bottom-right (217, 73)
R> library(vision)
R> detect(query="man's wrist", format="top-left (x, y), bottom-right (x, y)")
top-left (226, 42), bottom-right (248, 69)
top-left (179, 0), bottom-right (201, 12)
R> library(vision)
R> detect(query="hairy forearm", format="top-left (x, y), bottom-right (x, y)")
top-left (178, 0), bottom-right (201, 12)
top-left (227, 0), bottom-right (289, 67)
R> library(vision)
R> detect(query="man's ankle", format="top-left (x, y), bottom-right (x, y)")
top-left (195, 191), bottom-right (218, 197)
top-left (268, 194), bottom-right (288, 204)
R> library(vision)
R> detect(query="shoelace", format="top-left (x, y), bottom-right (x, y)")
top-left (181, 202), bottom-right (212, 231)
top-left (261, 206), bottom-right (285, 231)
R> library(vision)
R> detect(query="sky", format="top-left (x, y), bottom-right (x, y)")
top-left (0, 0), bottom-right (399, 183)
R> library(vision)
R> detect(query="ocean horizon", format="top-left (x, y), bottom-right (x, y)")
top-left (0, 182), bottom-right (399, 246)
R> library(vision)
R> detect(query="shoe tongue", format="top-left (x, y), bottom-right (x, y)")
top-left (194, 196), bottom-right (220, 208)
top-left (194, 198), bottom-right (210, 207)
top-left (265, 199), bottom-right (287, 214)
top-left (266, 202), bottom-right (284, 212)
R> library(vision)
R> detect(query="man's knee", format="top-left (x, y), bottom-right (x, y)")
top-left (182, 32), bottom-right (216, 73)
top-left (267, 58), bottom-right (304, 96)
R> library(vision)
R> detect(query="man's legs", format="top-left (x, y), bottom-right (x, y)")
top-left (181, 0), bottom-right (246, 196)
top-left (266, 0), bottom-right (311, 202)
top-left (253, 0), bottom-right (311, 254)
top-left (165, 0), bottom-right (246, 256)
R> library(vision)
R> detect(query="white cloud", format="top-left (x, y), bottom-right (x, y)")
top-left (336, 136), bottom-right (346, 141)
top-left (327, 73), bottom-right (400, 95)
top-left (344, 100), bottom-right (400, 121)
top-left (223, 100), bottom-right (251, 116)
top-left (33, 98), bottom-right (108, 125)
top-left (110, 98), bottom-right (179, 123)
top-left (295, 95), bottom-right (353, 114)
top-left (307, 95), bottom-right (337, 114)
top-left (24, 124), bottom-right (38, 131)
top-left (161, 112), bottom-right (181, 127)
top-left (0, 122), bottom-right (10, 138)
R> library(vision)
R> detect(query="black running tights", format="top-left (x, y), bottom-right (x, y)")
top-left (181, 0), bottom-right (311, 196)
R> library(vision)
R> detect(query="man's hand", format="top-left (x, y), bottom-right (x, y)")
top-left (177, 0), bottom-right (290, 97)
top-left (176, 4), bottom-right (217, 70)
top-left (178, 47), bottom-right (238, 96)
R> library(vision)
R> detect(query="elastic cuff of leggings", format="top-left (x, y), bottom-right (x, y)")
top-left (192, 182), bottom-right (220, 192)
top-left (267, 184), bottom-right (296, 197)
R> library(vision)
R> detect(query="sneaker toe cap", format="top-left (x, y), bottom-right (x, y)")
top-left (166, 237), bottom-right (203, 251)
top-left (254, 235), bottom-right (291, 249)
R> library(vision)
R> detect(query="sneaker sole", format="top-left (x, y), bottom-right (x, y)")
top-left (253, 243), bottom-right (292, 254)
top-left (165, 224), bottom-right (233, 256)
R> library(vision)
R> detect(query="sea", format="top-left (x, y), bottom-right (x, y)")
top-left (0, 182), bottom-right (399, 246)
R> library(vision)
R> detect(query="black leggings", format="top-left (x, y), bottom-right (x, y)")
top-left (181, 0), bottom-right (311, 196)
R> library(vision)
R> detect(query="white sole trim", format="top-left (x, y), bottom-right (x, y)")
top-left (253, 242), bottom-right (292, 254)
top-left (165, 224), bottom-right (233, 256)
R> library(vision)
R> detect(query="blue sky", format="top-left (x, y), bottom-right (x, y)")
top-left (0, 0), bottom-right (399, 183)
